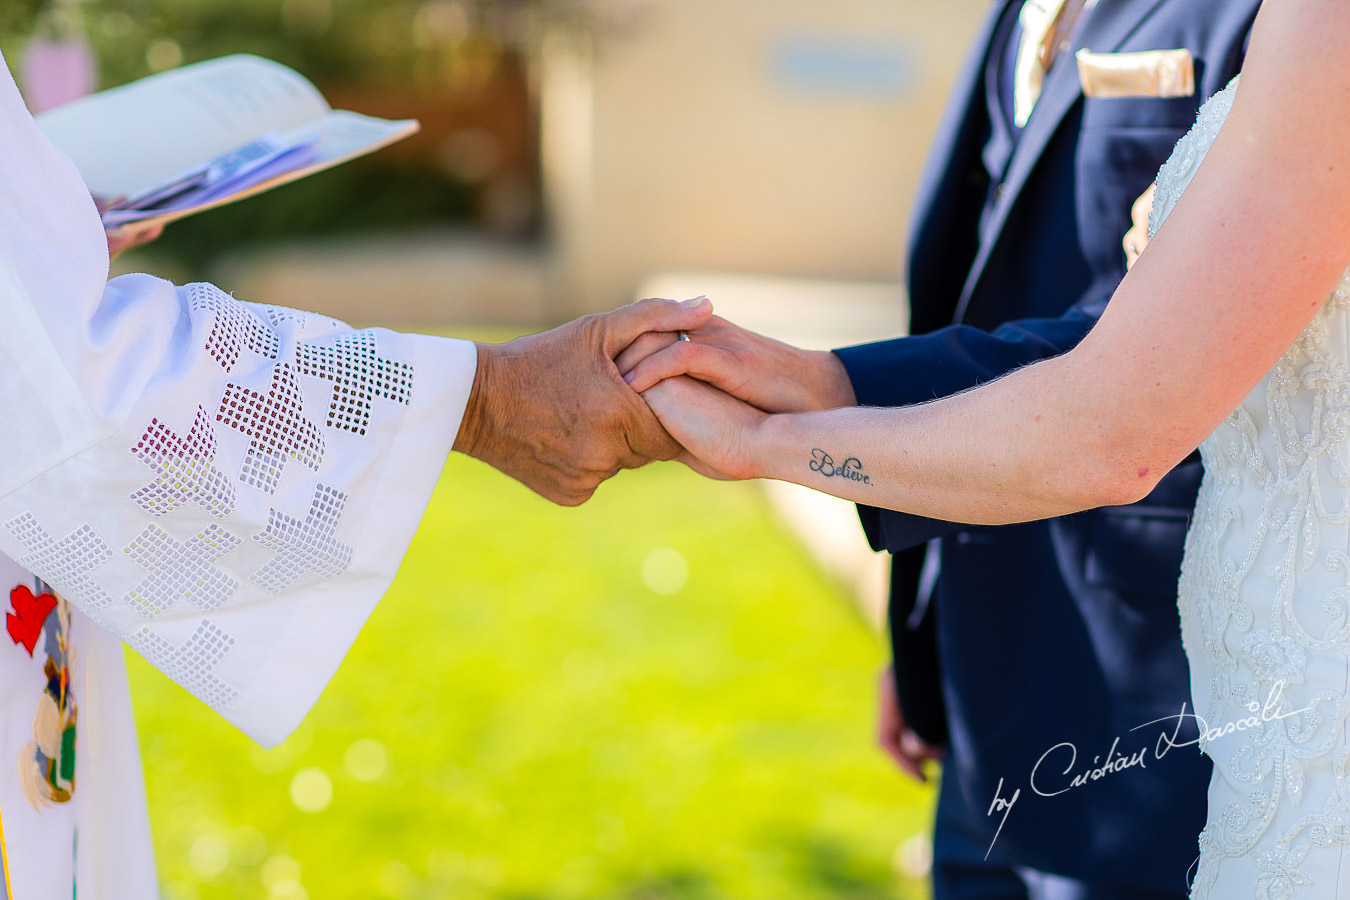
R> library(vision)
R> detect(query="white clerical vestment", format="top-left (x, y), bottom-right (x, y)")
top-left (0, 50), bottom-right (478, 898)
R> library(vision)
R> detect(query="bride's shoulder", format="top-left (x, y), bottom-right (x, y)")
top-left (1222, 0), bottom-right (1350, 145)
top-left (1243, 0), bottom-right (1350, 82)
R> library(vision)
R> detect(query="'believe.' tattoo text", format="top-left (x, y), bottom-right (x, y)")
top-left (809, 449), bottom-right (872, 486)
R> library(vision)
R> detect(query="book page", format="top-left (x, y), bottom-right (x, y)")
top-left (103, 112), bottom-right (419, 231)
top-left (98, 134), bottom-right (321, 225)
top-left (37, 55), bottom-right (329, 199)
top-left (275, 111), bottom-right (417, 172)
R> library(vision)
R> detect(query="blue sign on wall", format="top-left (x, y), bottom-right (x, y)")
top-left (770, 34), bottom-right (917, 98)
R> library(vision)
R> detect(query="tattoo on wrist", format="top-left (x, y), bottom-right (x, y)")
top-left (808, 449), bottom-right (872, 486)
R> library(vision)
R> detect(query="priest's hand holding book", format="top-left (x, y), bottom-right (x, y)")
top-left (93, 194), bottom-right (163, 260)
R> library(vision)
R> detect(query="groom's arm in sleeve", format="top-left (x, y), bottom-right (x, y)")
top-left (831, 289), bottom-right (1111, 552)
top-left (622, 287), bottom-right (1112, 550)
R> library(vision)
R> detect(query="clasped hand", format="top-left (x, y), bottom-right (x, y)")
top-left (619, 311), bottom-right (856, 482)
top-left (457, 295), bottom-right (856, 504)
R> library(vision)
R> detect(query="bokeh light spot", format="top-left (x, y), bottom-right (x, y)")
top-left (288, 767), bottom-right (333, 813)
top-left (343, 737), bottom-right (389, 782)
top-left (895, 831), bottom-right (933, 877)
top-left (145, 39), bottom-right (183, 73)
top-left (260, 855), bottom-right (302, 891)
top-left (379, 859), bottom-right (417, 897)
top-left (188, 833), bottom-right (229, 879)
top-left (641, 547), bottom-right (688, 595)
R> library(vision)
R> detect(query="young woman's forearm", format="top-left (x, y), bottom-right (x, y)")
top-left (748, 351), bottom-right (1165, 524)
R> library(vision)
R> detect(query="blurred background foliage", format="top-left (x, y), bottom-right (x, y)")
top-left (0, 0), bottom-right (634, 87)
top-left (0, 0), bottom-right (626, 266)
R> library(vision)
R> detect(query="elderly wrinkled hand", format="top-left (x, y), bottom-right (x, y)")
top-left (453, 296), bottom-right (713, 505)
top-left (93, 196), bottom-right (164, 260)
top-left (105, 222), bottom-right (164, 260)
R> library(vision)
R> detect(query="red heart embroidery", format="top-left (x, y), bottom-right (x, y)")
top-left (7, 585), bottom-right (57, 657)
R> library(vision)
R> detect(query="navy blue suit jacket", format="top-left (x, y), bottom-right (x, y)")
top-left (833, 0), bottom-right (1259, 889)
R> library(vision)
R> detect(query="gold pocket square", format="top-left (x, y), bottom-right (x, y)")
top-left (1075, 48), bottom-right (1195, 99)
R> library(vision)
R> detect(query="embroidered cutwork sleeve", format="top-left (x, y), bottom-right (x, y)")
top-left (0, 51), bottom-right (476, 746)
top-left (1, 273), bottom-right (475, 747)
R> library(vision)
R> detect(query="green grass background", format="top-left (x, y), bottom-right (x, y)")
top-left (128, 454), bottom-right (936, 900)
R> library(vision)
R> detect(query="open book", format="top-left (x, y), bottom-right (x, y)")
top-left (35, 54), bottom-right (419, 232)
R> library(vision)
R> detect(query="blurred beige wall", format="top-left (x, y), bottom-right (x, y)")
top-left (542, 0), bottom-right (989, 314)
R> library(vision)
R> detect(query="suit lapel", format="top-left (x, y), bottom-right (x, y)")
top-left (906, 0), bottom-right (1016, 265)
top-left (950, 0), bottom-right (1171, 324)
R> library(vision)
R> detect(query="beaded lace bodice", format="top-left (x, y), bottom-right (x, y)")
top-left (1159, 78), bottom-right (1350, 898)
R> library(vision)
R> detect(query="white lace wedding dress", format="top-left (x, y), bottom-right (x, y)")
top-left (1161, 79), bottom-right (1350, 898)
